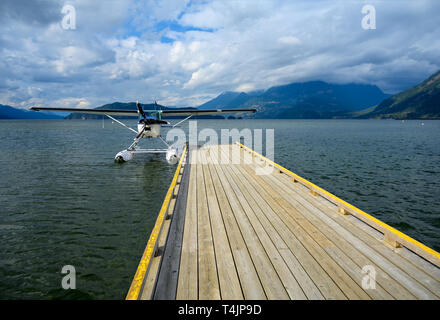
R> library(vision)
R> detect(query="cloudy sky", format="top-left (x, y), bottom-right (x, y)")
top-left (0, 0), bottom-right (439, 109)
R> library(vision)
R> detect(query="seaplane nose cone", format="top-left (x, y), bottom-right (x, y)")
top-left (115, 156), bottom-right (124, 163)
top-left (166, 148), bottom-right (179, 165)
top-left (115, 150), bottom-right (133, 163)
top-left (167, 155), bottom-right (178, 165)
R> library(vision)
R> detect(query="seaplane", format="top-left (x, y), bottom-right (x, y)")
top-left (31, 102), bottom-right (256, 164)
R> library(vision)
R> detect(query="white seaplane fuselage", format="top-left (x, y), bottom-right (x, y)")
top-left (137, 123), bottom-right (161, 138)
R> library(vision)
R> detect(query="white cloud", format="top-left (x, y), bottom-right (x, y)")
top-left (53, 46), bottom-right (102, 73)
top-left (236, 83), bottom-right (255, 92)
top-left (278, 36), bottom-right (301, 46)
top-left (184, 63), bottom-right (225, 89)
top-left (54, 97), bottom-right (91, 109)
top-left (1, 0), bottom-right (440, 109)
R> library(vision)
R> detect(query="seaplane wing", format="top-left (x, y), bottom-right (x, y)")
top-left (160, 108), bottom-right (256, 117)
top-left (30, 107), bottom-right (257, 117)
top-left (30, 107), bottom-right (139, 117)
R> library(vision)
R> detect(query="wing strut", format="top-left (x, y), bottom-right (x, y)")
top-left (105, 114), bottom-right (138, 134)
top-left (172, 115), bottom-right (193, 128)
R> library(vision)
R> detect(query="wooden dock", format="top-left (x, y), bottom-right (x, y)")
top-left (126, 143), bottom-right (440, 300)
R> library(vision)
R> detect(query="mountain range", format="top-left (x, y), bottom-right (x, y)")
top-left (1, 70), bottom-right (439, 120)
top-left (197, 71), bottom-right (440, 119)
top-left (198, 81), bottom-right (390, 119)
top-left (357, 70), bottom-right (440, 119)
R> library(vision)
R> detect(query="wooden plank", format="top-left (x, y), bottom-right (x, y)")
top-left (209, 149), bottom-right (289, 300)
top-left (217, 145), bottom-right (347, 300)
top-left (346, 213), bottom-right (440, 282)
top-left (315, 191), bottom-right (440, 288)
top-left (153, 151), bottom-right (191, 299)
top-left (271, 166), bottom-right (440, 299)
top-left (220, 152), bottom-right (324, 299)
top-left (236, 142), bottom-right (440, 296)
top-left (316, 194), bottom-right (440, 296)
top-left (206, 148), bottom-right (267, 300)
top-left (126, 145), bottom-right (187, 300)
top-left (216, 160), bottom-right (308, 299)
top-left (176, 149), bottom-right (198, 300)
top-left (267, 173), bottom-right (415, 299)
top-left (397, 247), bottom-right (440, 283)
top-left (256, 165), bottom-right (416, 300)
top-left (200, 149), bottom-right (244, 299)
top-left (196, 148), bottom-right (221, 300)
top-left (228, 173), bottom-right (388, 299)
top-left (140, 218), bottom-right (171, 300)
top-left (140, 170), bottom-right (184, 300)
top-left (230, 148), bottom-right (369, 300)
top-left (141, 174), bottom-right (182, 299)
top-left (207, 148), bottom-right (306, 300)
top-left (141, 160), bottom-right (192, 299)
top-left (257, 157), bottom-right (439, 299)
top-left (235, 142), bottom-right (440, 268)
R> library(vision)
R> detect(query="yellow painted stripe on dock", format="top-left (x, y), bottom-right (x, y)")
top-left (126, 145), bottom-right (187, 300)
top-left (235, 141), bottom-right (440, 264)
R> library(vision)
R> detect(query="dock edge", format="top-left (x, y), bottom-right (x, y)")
top-left (126, 144), bottom-right (188, 300)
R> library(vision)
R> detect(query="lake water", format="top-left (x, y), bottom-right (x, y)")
top-left (0, 119), bottom-right (439, 299)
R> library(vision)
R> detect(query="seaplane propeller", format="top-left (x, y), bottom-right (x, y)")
top-left (30, 102), bottom-right (256, 164)
top-left (134, 102), bottom-right (148, 140)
